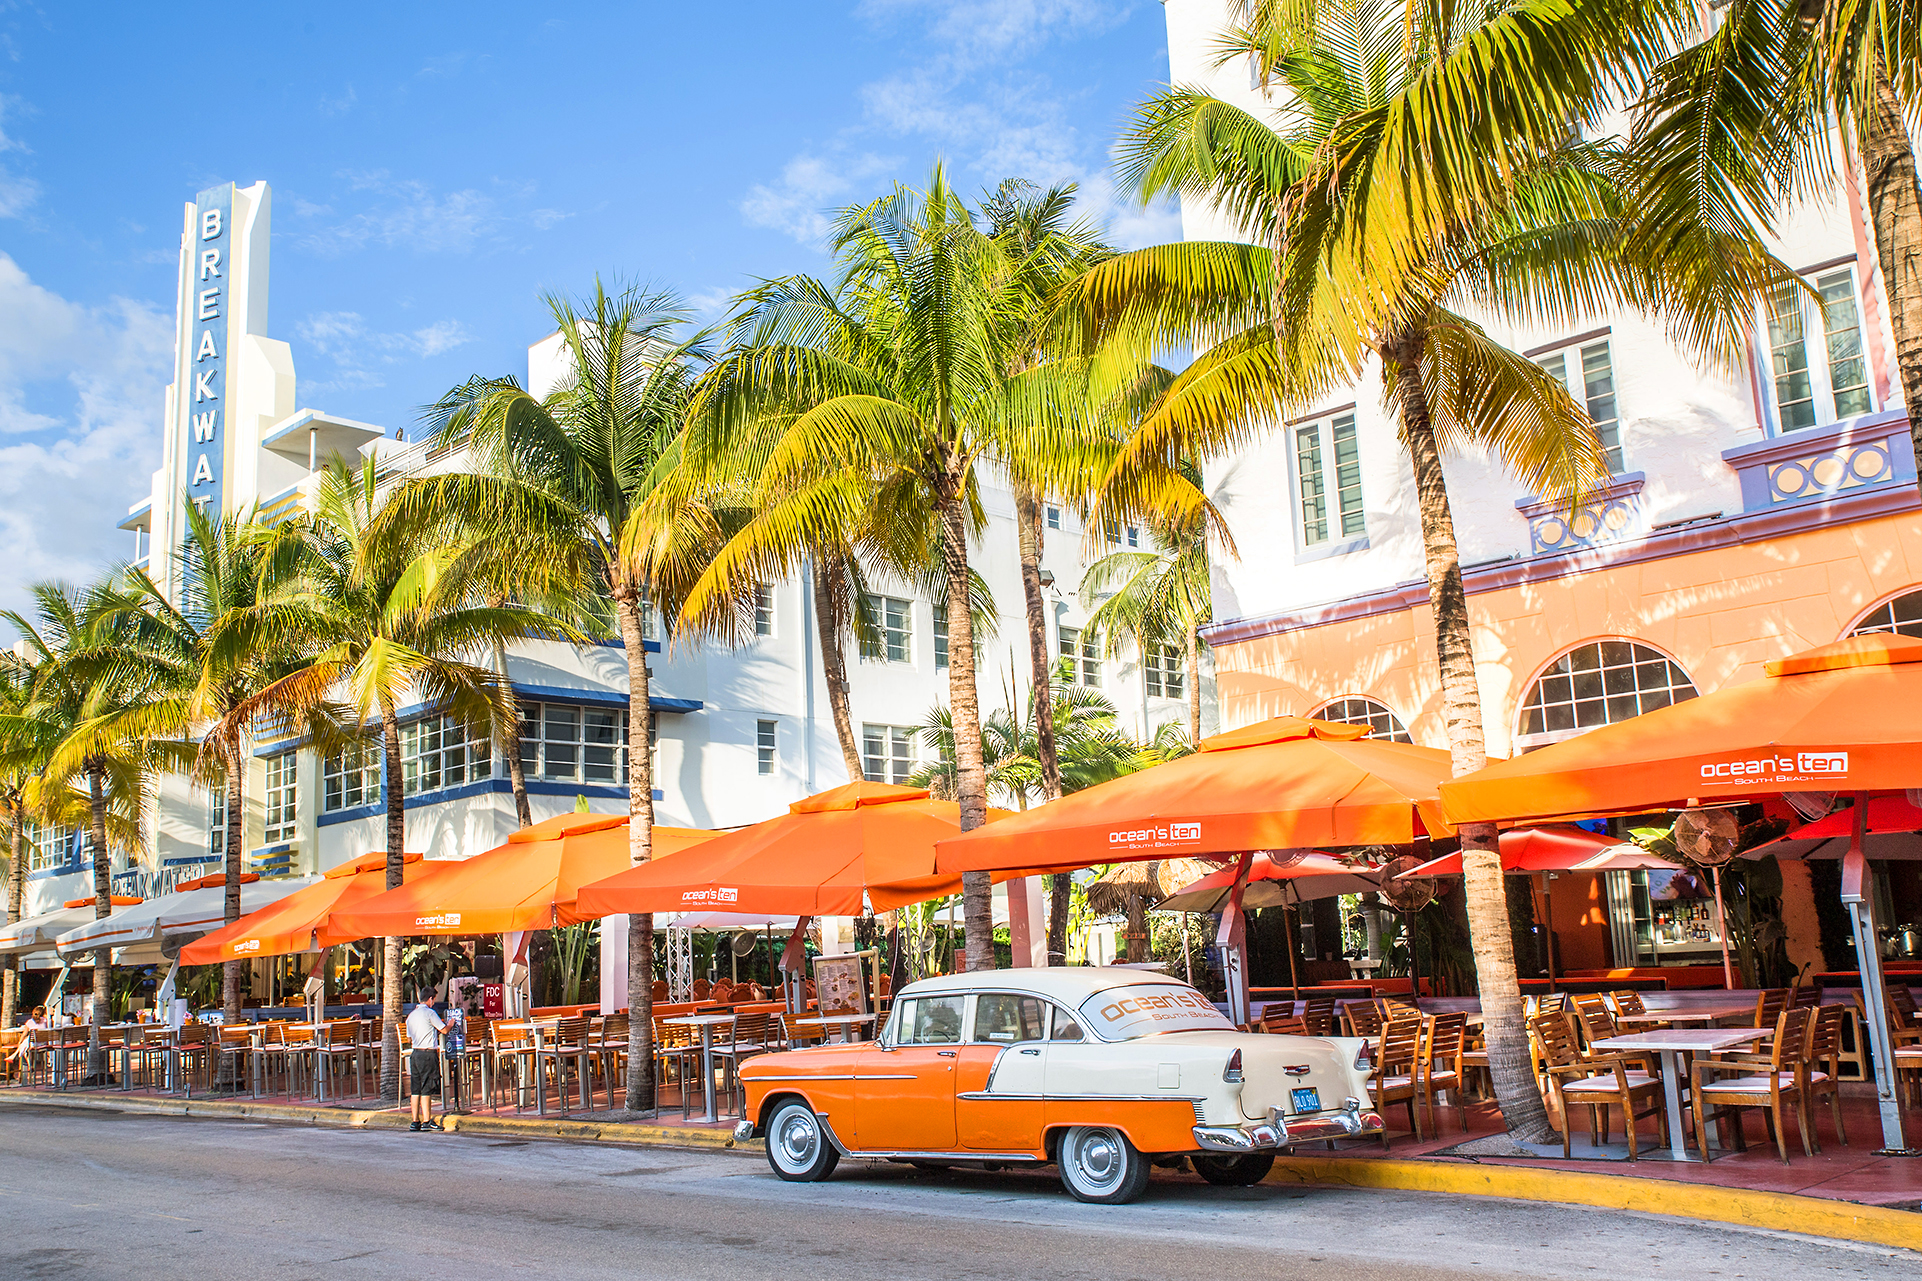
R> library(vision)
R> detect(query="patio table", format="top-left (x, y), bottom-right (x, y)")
top-left (1613, 1005), bottom-right (1756, 1028)
top-left (795, 1012), bottom-right (877, 1045)
top-left (664, 1014), bottom-right (737, 1122)
top-left (1589, 1027), bottom-right (1769, 1160)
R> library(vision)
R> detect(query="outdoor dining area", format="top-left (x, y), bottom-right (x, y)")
top-left (3, 635), bottom-right (1919, 1207)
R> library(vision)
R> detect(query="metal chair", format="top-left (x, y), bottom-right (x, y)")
top-left (170, 1023), bottom-right (216, 1098)
top-left (317, 1019), bottom-right (364, 1101)
top-left (715, 1012), bottom-right (772, 1118)
top-left (533, 1016), bottom-right (592, 1114)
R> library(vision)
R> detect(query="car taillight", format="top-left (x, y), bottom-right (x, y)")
top-left (1354, 1045), bottom-right (1373, 1071)
top-left (1223, 1048), bottom-right (1243, 1083)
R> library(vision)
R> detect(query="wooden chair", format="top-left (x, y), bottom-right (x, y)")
top-left (1420, 1012), bottom-right (1469, 1135)
top-left (535, 1015), bottom-right (592, 1113)
top-left (491, 1020), bottom-right (538, 1112)
top-left (692, 979), bottom-right (711, 1000)
top-left (1303, 997), bottom-right (1338, 1036)
top-left (218, 1025), bottom-right (256, 1097)
top-left (1345, 1001), bottom-right (1383, 1040)
top-left (1895, 1046), bottom-right (1922, 1107)
top-left (715, 1012), bottom-right (774, 1117)
top-left (1570, 993), bottom-right (1653, 1072)
top-left (1367, 1016), bottom-right (1425, 1146)
top-left (1752, 987), bottom-right (1791, 1034)
top-left (1691, 1005), bottom-right (1812, 1164)
top-left (1530, 1011), bottom-right (1667, 1161)
top-left (1261, 1012), bottom-right (1308, 1036)
top-left (1890, 982), bottom-right (1921, 1029)
top-left (1801, 1004), bottom-right (1846, 1150)
top-left (1376, 996), bottom-right (1420, 1021)
top-left (171, 1023), bottom-right (216, 1097)
top-left (651, 1016), bottom-right (701, 1118)
top-left (1609, 990), bottom-right (1668, 1031)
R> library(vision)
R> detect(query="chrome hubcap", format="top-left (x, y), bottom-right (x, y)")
top-left (775, 1110), bottom-right (818, 1168)
top-left (1071, 1130), bottom-right (1122, 1190)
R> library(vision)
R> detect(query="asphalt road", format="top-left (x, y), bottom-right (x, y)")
top-left (0, 1104), bottom-right (1910, 1281)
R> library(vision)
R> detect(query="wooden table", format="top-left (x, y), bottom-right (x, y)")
top-left (664, 1014), bottom-right (737, 1122)
top-left (1589, 1027), bottom-right (1770, 1160)
top-left (1614, 1005), bottom-right (1755, 1028)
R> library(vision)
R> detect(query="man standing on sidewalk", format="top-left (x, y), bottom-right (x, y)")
top-left (405, 986), bottom-right (444, 1133)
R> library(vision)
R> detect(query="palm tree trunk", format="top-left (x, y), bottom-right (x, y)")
top-left (1187, 625), bottom-right (1203, 747)
top-left (87, 766), bottom-right (110, 1077)
top-left (1394, 334), bottom-right (1552, 1143)
top-left (1858, 52), bottom-right (1922, 503)
top-left (938, 491), bottom-right (994, 972)
top-left (615, 587), bottom-right (657, 1111)
top-left (495, 639), bottom-right (533, 828)
top-left (813, 557), bottom-right (867, 782)
top-left (3, 795), bottom-right (23, 1031)
top-left (1015, 490), bottom-right (1071, 966)
top-left (379, 709), bottom-right (406, 1103)
top-left (220, 736), bottom-right (247, 1025)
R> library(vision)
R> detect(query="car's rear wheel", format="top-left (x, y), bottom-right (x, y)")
top-left (1057, 1126), bottom-right (1152, 1204)
top-left (1193, 1152), bottom-right (1275, 1186)
top-left (765, 1099), bottom-right (839, 1182)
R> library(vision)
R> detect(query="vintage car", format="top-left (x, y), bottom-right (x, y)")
top-left (734, 967), bottom-right (1383, 1203)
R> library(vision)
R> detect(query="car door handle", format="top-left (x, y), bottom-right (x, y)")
top-left (937, 1050), bottom-right (957, 1057)
top-left (1019, 1049), bottom-right (1040, 1056)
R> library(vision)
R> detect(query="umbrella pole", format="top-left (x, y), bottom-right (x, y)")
top-left (1406, 910), bottom-right (1418, 1004)
top-left (1540, 872), bottom-right (1558, 990)
top-left (1710, 865), bottom-right (1734, 991)
top-left (1182, 913), bottom-right (1193, 987)
top-left (1841, 793), bottom-right (1913, 1155)
top-left (1215, 852), bottom-right (1254, 1027)
top-left (1282, 903), bottom-right (1301, 1003)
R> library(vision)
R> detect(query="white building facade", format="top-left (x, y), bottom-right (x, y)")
top-left (22, 179), bottom-right (1208, 918)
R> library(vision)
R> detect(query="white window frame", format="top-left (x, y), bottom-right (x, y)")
top-left (1143, 643), bottom-right (1185, 700)
top-left (1762, 264), bottom-right (1876, 433)
top-left (752, 584), bottom-right (775, 638)
top-left (400, 712), bottom-right (493, 797)
top-left (209, 790), bottom-right (229, 856)
top-left (1045, 505), bottom-right (1062, 531)
top-left (1515, 640), bottom-right (1698, 750)
top-left (323, 745), bottom-right (382, 813)
top-left (263, 753), bottom-right (298, 844)
top-left (1058, 624), bottom-right (1100, 687)
top-left (933, 603), bottom-right (950, 670)
top-left (861, 594), bottom-right (913, 665)
top-left (519, 700), bottom-right (632, 785)
top-left (756, 719), bottom-right (777, 776)
top-left (25, 821), bottom-right (74, 873)
top-left (862, 723), bottom-right (917, 784)
top-left (1292, 411), bottom-right (1365, 550)
top-left (1312, 695), bottom-right (1414, 744)
top-left (1848, 587), bottom-right (1922, 639)
top-left (1535, 338), bottom-right (1625, 474)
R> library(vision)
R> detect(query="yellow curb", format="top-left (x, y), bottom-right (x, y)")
top-left (0, 1090), bottom-right (753, 1152)
top-left (1266, 1156), bottom-right (1919, 1253)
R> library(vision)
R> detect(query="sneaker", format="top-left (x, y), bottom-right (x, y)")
top-left (409, 1122), bottom-right (422, 1132)
top-left (425, 1118), bottom-right (443, 1131)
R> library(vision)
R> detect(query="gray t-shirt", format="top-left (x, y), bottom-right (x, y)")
top-left (406, 1004), bottom-right (445, 1052)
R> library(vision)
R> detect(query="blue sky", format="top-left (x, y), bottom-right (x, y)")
top-left (0, 1), bottom-right (1174, 613)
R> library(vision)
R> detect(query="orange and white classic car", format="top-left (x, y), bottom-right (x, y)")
top-left (734, 967), bottom-right (1384, 1203)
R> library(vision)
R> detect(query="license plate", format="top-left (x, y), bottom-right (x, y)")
top-left (1290, 1086), bottom-right (1321, 1114)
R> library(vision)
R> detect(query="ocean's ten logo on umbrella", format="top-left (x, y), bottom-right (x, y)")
top-left (414, 912), bottom-right (461, 928)
top-left (233, 939), bottom-right (261, 954)
top-left (1700, 751), bottom-right (1847, 782)
top-left (1109, 821), bottom-right (1202, 848)
top-left (681, 887), bottom-right (739, 904)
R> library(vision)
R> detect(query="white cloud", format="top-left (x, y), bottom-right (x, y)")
top-left (0, 254), bottom-right (171, 615)
top-left (294, 310), bottom-right (473, 393)
top-left (290, 171), bottom-right (568, 256)
top-left (858, 1), bottom-right (1119, 67)
top-left (319, 84), bottom-right (357, 116)
top-left (0, 93), bottom-right (40, 219)
top-left (741, 151), bottom-right (897, 245)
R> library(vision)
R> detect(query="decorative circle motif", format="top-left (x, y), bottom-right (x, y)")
top-left (1812, 456), bottom-right (1846, 488)
top-left (1851, 446), bottom-right (1889, 480)
top-left (1603, 502), bottom-right (1631, 531)
top-left (1570, 509), bottom-right (1598, 539)
top-left (1772, 463), bottom-right (1808, 497)
top-left (1536, 518), bottom-right (1566, 548)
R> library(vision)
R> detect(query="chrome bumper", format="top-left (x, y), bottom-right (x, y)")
top-left (732, 1120), bottom-right (757, 1141)
top-left (1192, 1105), bottom-right (1384, 1152)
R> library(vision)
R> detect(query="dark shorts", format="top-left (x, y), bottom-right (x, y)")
top-left (409, 1048), bottom-right (441, 1097)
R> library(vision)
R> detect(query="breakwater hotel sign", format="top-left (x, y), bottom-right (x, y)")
top-left (185, 186), bottom-right (233, 518)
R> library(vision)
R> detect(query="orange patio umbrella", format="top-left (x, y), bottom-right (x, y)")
top-left (574, 781), bottom-right (1014, 919)
top-left (933, 717), bottom-right (1456, 879)
top-left (178, 852), bottom-right (454, 964)
top-left (1398, 825), bottom-right (1670, 877)
top-left (330, 811), bottom-right (718, 938)
top-left (1436, 634), bottom-right (1922, 1153)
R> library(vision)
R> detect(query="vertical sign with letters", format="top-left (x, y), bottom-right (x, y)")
top-left (185, 184), bottom-right (231, 518)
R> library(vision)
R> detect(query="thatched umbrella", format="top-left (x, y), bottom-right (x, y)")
top-left (1086, 858), bottom-right (1218, 964)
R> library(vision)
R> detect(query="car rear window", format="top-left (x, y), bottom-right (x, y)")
top-left (1077, 983), bottom-right (1234, 1040)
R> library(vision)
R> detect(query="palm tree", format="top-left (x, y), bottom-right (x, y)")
top-left (911, 671), bottom-right (1146, 807)
top-left (250, 459), bottom-right (576, 1101)
top-left (690, 165), bottom-right (1130, 971)
top-left (1079, 494), bottom-right (1214, 748)
top-left (409, 280), bottom-right (719, 1110)
top-left (1068, 0), bottom-right (1790, 1141)
top-left (0, 652), bottom-right (41, 1031)
top-left (1630, 0), bottom-right (1922, 501)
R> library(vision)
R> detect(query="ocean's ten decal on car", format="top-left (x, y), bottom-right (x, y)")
top-left (1699, 751), bottom-right (1848, 783)
top-left (1107, 821), bottom-right (1201, 848)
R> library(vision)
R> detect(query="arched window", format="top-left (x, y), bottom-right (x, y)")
top-left (1313, 696), bottom-right (1413, 744)
top-left (1517, 640), bottom-right (1696, 747)
top-left (1849, 588), bottom-right (1922, 639)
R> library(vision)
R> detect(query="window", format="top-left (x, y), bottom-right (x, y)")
top-left (323, 744), bottom-right (382, 812)
top-left (1851, 588), bottom-right (1922, 639)
top-left (1046, 505), bottom-right (1061, 531)
top-left (520, 701), bottom-right (630, 784)
top-left (1058, 625), bottom-right (1100, 687)
top-left (401, 713), bottom-right (493, 797)
top-left (933, 603), bottom-right (950, 669)
top-left (1765, 268), bottom-right (1874, 431)
top-left (209, 790), bottom-right (228, 856)
top-left (862, 723), bottom-right (916, 784)
top-left (263, 753), bottom-right (297, 844)
top-left (1050, 1008), bottom-right (1084, 1042)
top-left (25, 821), bottom-right (75, 873)
top-left (900, 994), bottom-right (966, 1045)
top-left (973, 993), bottom-right (1048, 1043)
top-left (1537, 341), bottom-right (1624, 474)
top-left (1314, 696), bottom-right (1414, 744)
top-left (1295, 412), bottom-right (1364, 546)
top-left (756, 719), bottom-right (777, 776)
top-left (1104, 522), bottom-right (1140, 548)
top-left (640, 600), bottom-right (663, 643)
top-left (1518, 641), bottom-right (1697, 746)
top-left (1144, 644), bottom-right (1185, 700)
top-left (860, 594), bottom-right (912, 664)
top-left (753, 584), bottom-right (774, 638)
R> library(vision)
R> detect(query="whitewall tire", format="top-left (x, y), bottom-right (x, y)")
top-left (765, 1100), bottom-right (840, 1182)
top-left (1057, 1125), bottom-right (1152, 1204)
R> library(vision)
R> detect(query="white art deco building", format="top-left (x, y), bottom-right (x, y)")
top-left (21, 180), bottom-right (1210, 929)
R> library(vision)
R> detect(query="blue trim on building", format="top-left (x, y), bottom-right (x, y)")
top-left (318, 776), bottom-right (663, 825)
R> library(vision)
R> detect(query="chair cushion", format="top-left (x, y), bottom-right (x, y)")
top-left (1374, 1075), bottom-right (1413, 1090)
top-left (1561, 1072), bottom-right (1655, 1092)
top-left (1702, 1073), bottom-right (1795, 1092)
